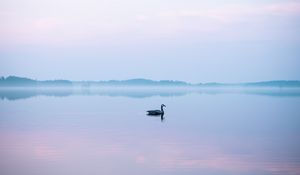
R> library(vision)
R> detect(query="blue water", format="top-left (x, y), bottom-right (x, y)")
top-left (0, 88), bottom-right (300, 175)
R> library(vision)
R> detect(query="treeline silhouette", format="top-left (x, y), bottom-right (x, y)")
top-left (1, 76), bottom-right (300, 87)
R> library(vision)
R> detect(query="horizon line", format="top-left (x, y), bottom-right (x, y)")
top-left (1, 75), bottom-right (300, 85)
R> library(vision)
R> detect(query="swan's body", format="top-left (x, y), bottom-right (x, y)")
top-left (147, 104), bottom-right (166, 115)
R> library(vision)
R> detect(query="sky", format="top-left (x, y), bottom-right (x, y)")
top-left (0, 0), bottom-right (300, 83)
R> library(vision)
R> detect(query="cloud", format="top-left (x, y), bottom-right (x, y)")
top-left (265, 2), bottom-right (300, 16)
top-left (1, 1), bottom-right (299, 47)
top-left (134, 2), bottom-right (300, 41)
top-left (33, 18), bottom-right (62, 31)
top-left (136, 15), bottom-right (148, 22)
top-left (157, 2), bottom-right (300, 23)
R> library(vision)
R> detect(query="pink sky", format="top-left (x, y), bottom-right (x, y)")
top-left (0, 0), bottom-right (299, 82)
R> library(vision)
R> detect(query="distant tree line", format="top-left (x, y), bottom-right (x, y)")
top-left (1, 76), bottom-right (300, 87)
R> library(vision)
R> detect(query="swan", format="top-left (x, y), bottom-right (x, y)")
top-left (147, 104), bottom-right (166, 115)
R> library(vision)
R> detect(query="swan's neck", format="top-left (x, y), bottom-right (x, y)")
top-left (161, 106), bottom-right (164, 112)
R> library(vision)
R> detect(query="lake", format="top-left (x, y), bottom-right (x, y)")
top-left (0, 87), bottom-right (300, 175)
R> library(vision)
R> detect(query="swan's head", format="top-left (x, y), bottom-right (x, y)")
top-left (161, 104), bottom-right (166, 108)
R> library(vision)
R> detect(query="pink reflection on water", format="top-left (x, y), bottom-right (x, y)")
top-left (1, 130), bottom-right (300, 175)
top-left (135, 155), bottom-right (146, 164)
top-left (34, 145), bottom-right (62, 160)
top-left (157, 141), bottom-right (300, 175)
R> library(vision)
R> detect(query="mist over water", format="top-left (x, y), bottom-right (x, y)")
top-left (1, 87), bottom-right (300, 100)
top-left (0, 88), bottom-right (299, 175)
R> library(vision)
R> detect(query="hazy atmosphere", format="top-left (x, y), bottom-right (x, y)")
top-left (1, 0), bottom-right (300, 82)
top-left (1, 1), bottom-right (300, 175)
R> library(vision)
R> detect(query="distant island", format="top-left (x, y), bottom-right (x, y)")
top-left (1, 76), bottom-right (300, 88)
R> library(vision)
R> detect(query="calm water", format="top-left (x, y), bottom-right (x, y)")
top-left (0, 88), bottom-right (300, 175)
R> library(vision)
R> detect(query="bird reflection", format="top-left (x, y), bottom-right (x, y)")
top-left (160, 113), bottom-right (165, 122)
top-left (147, 113), bottom-right (165, 122)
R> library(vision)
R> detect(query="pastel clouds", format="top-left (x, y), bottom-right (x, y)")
top-left (142, 2), bottom-right (300, 27)
top-left (0, 1), bottom-right (300, 47)
top-left (33, 18), bottom-right (62, 32)
top-left (266, 2), bottom-right (300, 16)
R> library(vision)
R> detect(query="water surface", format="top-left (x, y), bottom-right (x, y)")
top-left (0, 88), bottom-right (299, 175)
